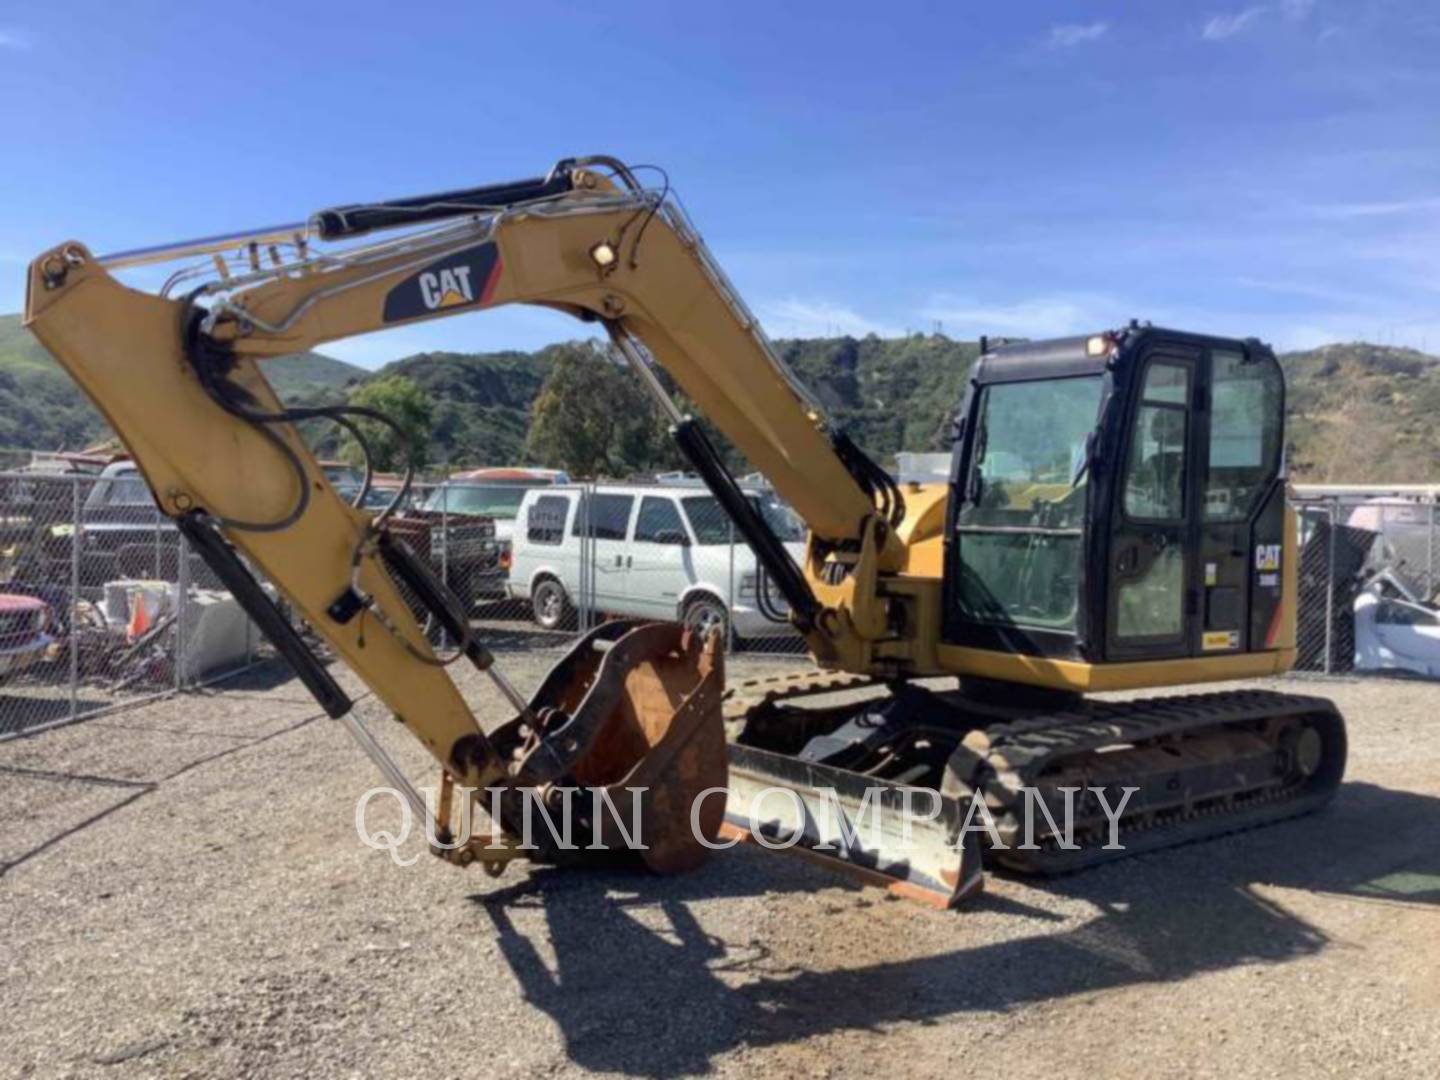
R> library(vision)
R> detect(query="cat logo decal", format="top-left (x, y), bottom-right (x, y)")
top-left (383, 243), bottom-right (501, 323)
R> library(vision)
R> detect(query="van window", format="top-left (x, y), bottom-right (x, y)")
top-left (635, 497), bottom-right (686, 544)
top-left (526, 495), bottom-right (570, 545)
top-left (571, 493), bottom-right (634, 540)
top-left (681, 494), bottom-right (804, 545)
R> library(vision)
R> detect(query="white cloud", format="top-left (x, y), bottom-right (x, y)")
top-left (1273, 316), bottom-right (1440, 354)
top-left (921, 296), bottom-right (1112, 339)
top-left (1280, 0), bottom-right (1315, 20)
top-left (759, 298), bottom-right (901, 339)
top-left (0, 28), bottom-right (32, 50)
top-left (1202, 7), bottom-right (1268, 40)
top-left (1306, 196), bottom-right (1440, 220)
top-left (1234, 276), bottom-right (1384, 307)
top-left (1047, 22), bottom-right (1108, 48)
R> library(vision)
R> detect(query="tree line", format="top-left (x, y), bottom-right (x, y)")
top-left (330, 341), bottom-right (694, 478)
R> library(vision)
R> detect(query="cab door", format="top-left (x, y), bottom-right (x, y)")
top-left (1105, 349), bottom-right (1204, 660)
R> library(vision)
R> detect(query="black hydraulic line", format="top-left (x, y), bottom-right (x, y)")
top-left (377, 532), bottom-right (497, 674)
top-left (177, 512), bottom-right (352, 719)
top-left (754, 566), bottom-right (789, 625)
top-left (310, 161), bottom-right (577, 241)
top-left (670, 418), bottom-right (820, 632)
top-left (831, 429), bottom-right (905, 529)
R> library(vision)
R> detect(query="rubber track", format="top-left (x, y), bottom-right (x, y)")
top-left (953, 689), bottom-right (1347, 875)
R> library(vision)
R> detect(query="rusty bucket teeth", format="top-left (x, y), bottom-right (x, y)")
top-left (486, 620), bottom-right (729, 874)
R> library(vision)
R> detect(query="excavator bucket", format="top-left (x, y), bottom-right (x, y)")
top-left (478, 621), bottom-right (729, 874)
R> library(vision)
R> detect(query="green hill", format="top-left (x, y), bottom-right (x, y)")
top-left (0, 313), bottom-right (364, 454)
top-left (1280, 343), bottom-right (1440, 482)
top-left (2, 311), bottom-right (1437, 482)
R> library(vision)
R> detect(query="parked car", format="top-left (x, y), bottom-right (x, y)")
top-left (0, 592), bottom-right (54, 680)
top-left (508, 483), bottom-right (804, 640)
top-left (1352, 568), bottom-right (1440, 679)
top-left (1355, 588), bottom-right (1440, 678)
top-left (317, 460), bottom-right (364, 488)
top-left (17, 460), bottom-right (442, 600)
top-left (11, 460), bottom-right (185, 593)
top-left (415, 468), bottom-right (569, 599)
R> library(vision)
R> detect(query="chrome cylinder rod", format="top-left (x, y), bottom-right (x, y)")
top-left (98, 222), bottom-right (309, 270)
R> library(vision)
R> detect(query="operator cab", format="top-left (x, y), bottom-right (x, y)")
top-left (942, 325), bottom-right (1287, 665)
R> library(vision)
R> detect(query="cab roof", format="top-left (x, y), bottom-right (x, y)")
top-left (975, 325), bottom-right (1269, 384)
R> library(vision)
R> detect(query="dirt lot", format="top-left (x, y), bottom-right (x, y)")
top-left (2, 645), bottom-right (1438, 1079)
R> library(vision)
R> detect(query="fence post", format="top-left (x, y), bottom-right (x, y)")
top-left (579, 484), bottom-right (593, 633)
top-left (175, 530), bottom-right (189, 690)
top-left (1428, 496), bottom-right (1436, 601)
top-left (727, 519), bottom-right (736, 652)
top-left (569, 485), bottom-right (580, 635)
top-left (439, 484), bottom-right (450, 650)
top-left (440, 483), bottom-right (449, 587)
top-left (1323, 500), bottom-right (1336, 675)
top-left (69, 477), bottom-right (81, 721)
top-left (153, 505), bottom-right (162, 578)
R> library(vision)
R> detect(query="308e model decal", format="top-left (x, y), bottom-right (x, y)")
top-left (382, 242), bottom-right (501, 323)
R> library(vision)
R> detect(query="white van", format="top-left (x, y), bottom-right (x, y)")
top-left (507, 484), bottom-right (805, 640)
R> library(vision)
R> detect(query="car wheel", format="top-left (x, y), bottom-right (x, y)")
top-left (531, 578), bottom-right (571, 630)
top-left (682, 595), bottom-right (729, 646)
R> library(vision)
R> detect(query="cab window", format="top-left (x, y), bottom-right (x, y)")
top-left (1204, 350), bottom-right (1282, 521)
top-left (1123, 362), bottom-right (1190, 521)
top-left (956, 375), bottom-right (1104, 631)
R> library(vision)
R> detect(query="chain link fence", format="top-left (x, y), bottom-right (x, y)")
top-left (1292, 488), bottom-right (1440, 678)
top-left (0, 470), bottom-right (263, 740)
top-left (2, 469), bottom-right (1434, 742)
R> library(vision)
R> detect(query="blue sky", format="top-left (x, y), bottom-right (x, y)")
top-left (2, 1), bottom-right (1438, 367)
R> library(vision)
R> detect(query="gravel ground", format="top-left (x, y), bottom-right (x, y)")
top-left (2, 644), bottom-right (1439, 1079)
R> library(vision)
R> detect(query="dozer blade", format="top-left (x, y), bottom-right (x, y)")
top-left (718, 675), bottom-right (985, 908)
top-left (474, 621), bottom-right (729, 875)
top-left (722, 744), bottom-right (985, 908)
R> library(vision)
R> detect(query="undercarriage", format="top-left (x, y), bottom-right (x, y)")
top-left (722, 671), bottom-right (1347, 906)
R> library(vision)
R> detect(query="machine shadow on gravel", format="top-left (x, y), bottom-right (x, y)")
top-left (472, 781), bottom-right (1440, 1077)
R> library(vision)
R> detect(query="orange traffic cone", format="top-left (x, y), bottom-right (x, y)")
top-left (127, 593), bottom-right (151, 641)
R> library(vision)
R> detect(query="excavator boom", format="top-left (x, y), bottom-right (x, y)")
top-left (23, 156), bottom-right (911, 882)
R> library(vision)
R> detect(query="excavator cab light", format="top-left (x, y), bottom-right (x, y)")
top-left (590, 241), bottom-right (618, 268)
top-left (1085, 334), bottom-right (1113, 357)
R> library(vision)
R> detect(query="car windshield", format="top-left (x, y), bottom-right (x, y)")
top-left (322, 464), bottom-right (362, 487)
top-left (84, 471), bottom-right (156, 510)
top-left (681, 494), bottom-right (805, 545)
top-left (424, 484), bottom-right (533, 518)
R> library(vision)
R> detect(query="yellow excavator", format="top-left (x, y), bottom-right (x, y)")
top-left (23, 156), bottom-right (1344, 906)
